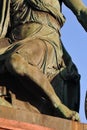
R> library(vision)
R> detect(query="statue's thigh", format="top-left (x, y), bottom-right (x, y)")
top-left (17, 38), bottom-right (47, 67)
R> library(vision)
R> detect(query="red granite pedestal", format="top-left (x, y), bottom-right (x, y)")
top-left (0, 106), bottom-right (87, 130)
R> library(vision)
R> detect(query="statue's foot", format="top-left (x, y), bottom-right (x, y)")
top-left (54, 103), bottom-right (80, 121)
top-left (70, 111), bottom-right (80, 121)
top-left (62, 110), bottom-right (80, 121)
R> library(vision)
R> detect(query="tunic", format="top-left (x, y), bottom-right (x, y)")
top-left (0, 0), bottom-right (80, 112)
top-left (0, 0), bottom-right (66, 81)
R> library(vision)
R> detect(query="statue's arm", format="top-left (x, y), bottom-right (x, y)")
top-left (63, 0), bottom-right (87, 31)
top-left (0, 0), bottom-right (10, 38)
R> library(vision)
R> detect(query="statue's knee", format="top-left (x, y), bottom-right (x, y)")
top-left (5, 53), bottom-right (23, 74)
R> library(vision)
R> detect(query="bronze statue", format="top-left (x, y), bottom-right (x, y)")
top-left (0, 0), bottom-right (87, 121)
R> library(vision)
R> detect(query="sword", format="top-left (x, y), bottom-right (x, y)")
top-left (85, 91), bottom-right (87, 119)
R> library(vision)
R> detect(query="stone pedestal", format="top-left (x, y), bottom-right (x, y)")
top-left (0, 106), bottom-right (87, 130)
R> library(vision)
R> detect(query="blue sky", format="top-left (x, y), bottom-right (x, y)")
top-left (61, 0), bottom-right (87, 123)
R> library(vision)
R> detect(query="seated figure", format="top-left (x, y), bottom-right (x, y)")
top-left (0, 0), bottom-right (87, 121)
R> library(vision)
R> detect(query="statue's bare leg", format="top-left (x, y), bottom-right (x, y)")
top-left (4, 53), bottom-right (80, 121)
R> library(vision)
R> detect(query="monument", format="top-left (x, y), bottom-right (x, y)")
top-left (0, 0), bottom-right (87, 127)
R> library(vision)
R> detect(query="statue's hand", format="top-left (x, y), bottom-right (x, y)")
top-left (77, 7), bottom-right (87, 32)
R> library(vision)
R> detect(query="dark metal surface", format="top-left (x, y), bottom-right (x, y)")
top-left (85, 91), bottom-right (87, 119)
